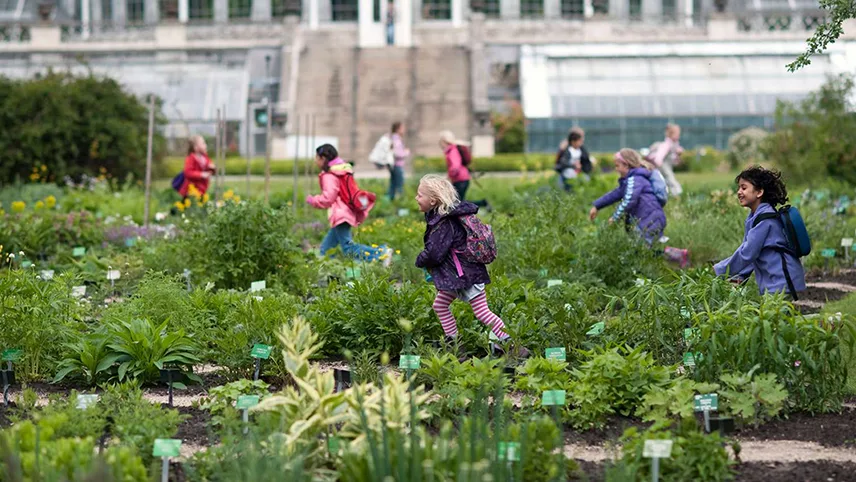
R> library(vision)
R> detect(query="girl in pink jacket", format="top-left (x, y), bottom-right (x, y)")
top-left (439, 130), bottom-right (488, 208)
top-left (306, 144), bottom-right (393, 265)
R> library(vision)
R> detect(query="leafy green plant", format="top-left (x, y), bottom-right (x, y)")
top-left (106, 318), bottom-right (202, 386)
top-left (52, 335), bottom-right (122, 386)
top-left (640, 378), bottom-right (720, 424)
top-left (719, 367), bottom-right (788, 427)
top-left (194, 379), bottom-right (271, 429)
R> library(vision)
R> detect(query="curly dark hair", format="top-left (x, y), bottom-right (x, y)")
top-left (736, 166), bottom-right (789, 207)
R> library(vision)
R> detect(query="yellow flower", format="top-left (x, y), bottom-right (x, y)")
top-left (234, 196), bottom-right (241, 203)
top-left (371, 244), bottom-right (378, 248)
top-left (173, 201), bottom-right (185, 212)
top-left (11, 201), bottom-right (25, 213)
top-left (29, 173), bottom-right (39, 181)
top-left (202, 193), bottom-right (210, 205)
top-left (184, 198), bottom-right (192, 207)
top-left (44, 195), bottom-right (56, 209)
top-left (223, 189), bottom-right (234, 200)
top-left (40, 164), bottom-right (47, 172)
top-left (395, 250), bottom-right (401, 254)
top-left (187, 183), bottom-right (201, 199)
top-left (34, 201), bottom-right (45, 210)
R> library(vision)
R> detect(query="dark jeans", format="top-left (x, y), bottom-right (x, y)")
top-left (452, 180), bottom-right (487, 207)
top-left (386, 22), bottom-right (394, 45)
top-left (388, 165), bottom-right (404, 200)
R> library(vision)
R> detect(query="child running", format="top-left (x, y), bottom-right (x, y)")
top-left (590, 149), bottom-right (689, 267)
top-left (414, 174), bottom-right (527, 359)
top-left (306, 144), bottom-right (393, 264)
top-left (554, 127), bottom-right (592, 192)
top-left (714, 166), bottom-right (806, 297)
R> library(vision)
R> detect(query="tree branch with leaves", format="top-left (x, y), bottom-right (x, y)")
top-left (789, 0), bottom-right (856, 71)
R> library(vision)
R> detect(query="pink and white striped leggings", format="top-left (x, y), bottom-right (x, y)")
top-left (432, 290), bottom-right (508, 339)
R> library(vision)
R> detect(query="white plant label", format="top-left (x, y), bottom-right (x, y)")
top-left (76, 394), bottom-right (99, 409)
top-left (841, 238), bottom-right (853, 248)
top-left (72, 286), bottom-right (86, 298)
top-left (643, 439), bottom-right (673, 459)
top-left (40, 270), bottom-right (54, 280)
top-left (107, 270), bottom-right (121, 280)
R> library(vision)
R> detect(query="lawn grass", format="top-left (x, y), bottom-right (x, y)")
top-left (822, 292), bottom-right (856, 395)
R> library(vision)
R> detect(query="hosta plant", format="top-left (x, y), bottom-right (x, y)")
top-left (107, 318), bottom-right (202, 386)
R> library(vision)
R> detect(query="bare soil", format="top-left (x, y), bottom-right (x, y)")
top-left (737, 407), bottom-right (856, 448)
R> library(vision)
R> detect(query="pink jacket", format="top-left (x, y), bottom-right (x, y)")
top-left (445, 144), bottom-right (470, 183)
top-left (307, 159), bottom-right (374, 228)
top-left (651, 137), bottom-right (684, 168)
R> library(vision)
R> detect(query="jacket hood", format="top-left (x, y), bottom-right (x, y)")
top-left (326, 158), bottom-right (354, 176)
top-left (427, 201), bottom-right (479, 226)
top-left (628, 167), bottom-right (652, 179)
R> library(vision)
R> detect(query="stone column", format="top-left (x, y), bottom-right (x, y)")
top-left (544, 0), bottom-right (559, 18)
top-left (608, 0), bottom-right (624, 19)
top-left (179, 0), bottom-right (189, 22)
top-left (396, 0), bottom-right (412, 45)
top-left (252, 0), bottom-right (272, 21)
top-left (112, 0), bottom-right (126, 26)
top-left (91, 0), bottom-right (102, 31)
top-left (63, 0), bottom-right (75, 19)
top-left (303, 0), bottom-right (318, 26)
top-left (642, 0), bottom-right (660, 21)
top-left (215, 0), bottom-right (228, 22)
top-left (583, 0), bottom-right (593, 16)
top-left (81, 0), bottom-right (91, 38)
top-left (144, 0), bottom-right (159, 23)
top-left (412, 0), bottom-right (421, 22)
top-left (499, 0), bottom-right (519, 18)
top-left (468, 11), bottom-right (494, 157)
top-left (451, 0), bottom-right (463, 25)
top-left (682, 0), bottom-right (693, 26)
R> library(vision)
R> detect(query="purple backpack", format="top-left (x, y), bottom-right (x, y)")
top-left (454, 214), bottom-right (497, 265)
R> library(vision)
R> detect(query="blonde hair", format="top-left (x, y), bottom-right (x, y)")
top-left (616, 148), bottom-right (644, 169)
top-left (665, 123), bottom-right (680, 136)
top-left (418, 174), bottom-right (459, 215)
top-left (439, 130), bottom-right (469, 147)
top-left (187, 135), bottom-right (204, 155)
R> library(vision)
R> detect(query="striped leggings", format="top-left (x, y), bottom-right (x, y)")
top-left (432, 290), bottom-right (508, 339)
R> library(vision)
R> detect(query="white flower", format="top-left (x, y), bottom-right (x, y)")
top-left (155, 212), bottom-right (167, 222)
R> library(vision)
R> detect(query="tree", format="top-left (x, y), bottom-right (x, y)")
top-left (788, 0), bottom-right (856, 71)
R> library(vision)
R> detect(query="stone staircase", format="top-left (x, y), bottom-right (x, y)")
top-left (292, 37), bottom-right (470, 172)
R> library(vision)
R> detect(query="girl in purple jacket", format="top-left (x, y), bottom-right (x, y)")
top-left (590, 149), bottom-right (689, 267)
top-left (714, 166), bottom-right (806, 296)
top-left (414, 174), bottom-right (527, 358)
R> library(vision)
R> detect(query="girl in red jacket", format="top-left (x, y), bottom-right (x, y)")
top-left (180, 135), bottom-right (216, 198)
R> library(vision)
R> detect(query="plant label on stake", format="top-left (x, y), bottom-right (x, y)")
top-left (152, 439), bottom-right (182, 482)
top-left (694, 393), bottom-right (719, 433)
top-left (546, 279), bottom-right (563, 288)
top-left (251, 344), bottom-right (272, 381)
top-left (842, 238), bottom-right (853, 262)
top-left (683, 328), bottom-right (697, 346)
top-left (345, 267), bottom-right (361, 280)
top-left (397, 208), bottom-right (410, 217)
top-left (586, 322), bottom-right (605, 336)
top-left (541, 390), bottom-right (566, 406)
top-left (497, 441), bottom-right (521, 462)
top-left (327, 436), bottom-right (344, 454)
top-left (72, 247), bottom-right (86, 257)
top-left (398, 355), bottom-right (421, 370)
top-left (21, 261), bottom-right (32, 268)
top-left (76, 394), bottom-right (99, 409)
top-left (182, 269), bottom-right (192, 292)
top-left (250, 280), bottom-right (266, 293)
top-left (124, 237), bottom-right (136, 247)
top-left (40, 270), bottom-right (54, 281)
top-left (643, 439), bottom-right (673, 482)
top-left (682, 352), bottom-right (696, 367)
top-left (236, 395), bottom-right (260, 434)
top-left (1, 349), bottom-right (22, 363)
top-left (538, 268), bottom-right (548, 278)
top-left (72, 286), bottom-right (86, 298)
top-left (107, 269), bottom-right (120, 291)
top-left (545, 347), bottom-right (566, 362)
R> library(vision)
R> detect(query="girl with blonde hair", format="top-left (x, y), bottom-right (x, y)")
top-left (415, 174), bottom-right (526, 359)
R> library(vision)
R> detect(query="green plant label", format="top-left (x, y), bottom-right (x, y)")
top-left (1, 349), bottom-right (22, 362)
top-left (679, 307), bottom-right (690, 319)
top-left (541, 390), bottom-right (566, 406)
top-left (72, 247), bottom-right (86, 257)
top-left (40, 270), bottom-right (54, 281)
top-left (538, 268), bottom-right (548, 277)
top-left (345, 267), bottom-right (361, 279)
top-left (250, 280), bottom-right (266, 292)
top-left (236, 395), bottom-right (260, 410)
top-left (693, 393), bottom-right (718, 412)
top-left (545, 347), bottom-right (566, 362)
top-left (683, 328), bottom-right (697, 344)
top-left (124, 237), bottom-right (136, 247)
top-left (72, 286), bottom-right (86, 298)
top-left (21, 261), bottom-right (32, 268)
top-left (821, 248), bottom-right (837, 258)
top-left (682, 352), bottom-right (696, 367)
top-left (327, 436), bottom-right (342, 454)
top-left (546, 279), bottom-right (563, 288)
top-left (250, 344), bottom-right (272, 359)
top-left (106, 270), bottom-right (121, 281)
top-left (586, 322), bottom-right (605, 336)
top-left (152, 439), bottom-right (182, 458)
top-left (498, 441), bottom-right (521, 461)
top-left (841, 238), bottom-right (854, 248)
top-left (399, 355), bottom-right (421, 370)
top-left (397, 209), bottom-right (410, 217)
top-left (642, 439), bottom-right (673, 458)
top-left (76, 394), bottom-right (99, 409)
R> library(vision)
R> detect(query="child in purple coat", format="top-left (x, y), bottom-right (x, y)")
top-left (714, 166), bottom-right (806, 297)
top-left (414, 174), bottom-right (527, 359)
top-left (590, 149), bottom-right (689, 267)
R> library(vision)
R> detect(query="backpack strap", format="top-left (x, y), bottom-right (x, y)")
top-left (450, 251), bottom-right (464, 277)
top-left (752, 212), bottom-right (779, 228)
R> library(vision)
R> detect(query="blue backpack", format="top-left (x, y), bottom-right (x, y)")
top-left (752, 205), bottom-right (811, 299)
top-left (171, 172), bottom-right (185, 192)
top-left (649, 169), bottom-right (669, 206)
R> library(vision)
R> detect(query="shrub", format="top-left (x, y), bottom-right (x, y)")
top-left (763, 74), bottom-right (856, 185)
top-left (727, 127), bottom-right (769, 168)
top-left (0, 72), bottom-right (166, 184)
top-left (492, 101), bottom-right (527, 153)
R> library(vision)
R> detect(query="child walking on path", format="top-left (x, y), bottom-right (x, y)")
top-left (414, 174), bottom-right (527, 359)
top-left (306, 144), bottom-right (393, 264)
top-left (714, 166), bottom-right (806, 297)
top-left (179, 135), bottom-right (216, 198)
top-left (590, 149), bottom-right (689, 267)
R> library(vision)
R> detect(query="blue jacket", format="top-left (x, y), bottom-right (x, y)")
top-left (714, 203), bottom-right (806, 295)
top-left (593, 168), bottom-right (667, 244)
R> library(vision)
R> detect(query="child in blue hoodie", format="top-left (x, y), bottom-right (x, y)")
top-left (715, 166), bottom-right (806, 297)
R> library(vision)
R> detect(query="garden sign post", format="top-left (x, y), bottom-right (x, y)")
top-left (152, 439), bottom-right (182, 482)
top-left (236, 395), bottom-right (260, 435)
top-left (694, 393), bottom-right (718, 433)
top-left (643, 439), bottom-right (673, 482)
top-left (144, 94), bottom-right (155, 228)
top-left (251, 344), bottom-right (272, 381)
